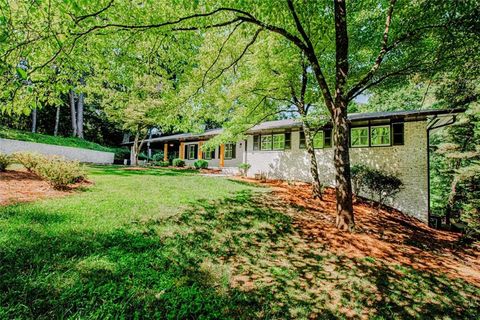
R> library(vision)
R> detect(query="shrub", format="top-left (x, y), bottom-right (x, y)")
top-left (151, 152), bottom-right (165, 162)
top-left (12, 152), bottom-right (86, 190)
top-left (35, 156), bottom-right (86, 190)
top-left (172, 158), bottom-right (185, 167)
top-left (12, 152), bottom-right (43, 172)
top-left (0, 153), bottom-right (11, 171)
top-left (155, 161), bottom-right (170, 167)
top-left (238, 163), bottom-right (251, 176)
top-left (351, 164), bottom-right (403, 210)
top-left (194, 159), bottom-right (209, 169)
top-left (351, 164), bottom-right (369, 196)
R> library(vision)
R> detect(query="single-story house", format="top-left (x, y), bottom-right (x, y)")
top-left (127, 109), bottom-right (462, 225)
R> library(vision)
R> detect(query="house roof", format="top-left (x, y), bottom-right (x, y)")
top-left (125, 108), bottom-right (464, 145)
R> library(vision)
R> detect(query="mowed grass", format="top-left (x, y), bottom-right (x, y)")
top-left (0, 126), bottom-right (118, 153)
top-left (0, 166), bottom-right (479, 319)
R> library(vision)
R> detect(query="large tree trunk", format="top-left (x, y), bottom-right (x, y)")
top-left (302, 123), bottom-right (323, 199)
top-left (76, 92), bottom-right (84, 139)
top-left (332, 104), bottom-right (354, 231)
top-left (70, 90), bottom-right (77, 137)
top-left (31, 108), bottom-right (37, 133)
top-left (54, 106), bottom-right (60, 136)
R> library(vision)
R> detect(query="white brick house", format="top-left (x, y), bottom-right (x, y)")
top-left (130, 109), bottom-right (461, 224)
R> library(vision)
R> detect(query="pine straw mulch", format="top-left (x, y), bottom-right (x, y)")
top-left (0, 170), bottom-right (91, 206)
top-left (233, 177), bottom-right (480, 287)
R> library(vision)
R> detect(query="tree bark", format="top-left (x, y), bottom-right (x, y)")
top-left (54, 106), bottom-right (60, 136)
top-left (31, 108), bottom-right (37, 133)
top-left (76, 91), bottom-right (84, 139)
top-left (132, 132), bottom-right (140, 166)
top-left (333, 104), bottom-right (354, 231)
top-left (70, 90), bottom-right (77, 137)
top-left (303, 124), bottom-right (323, 199)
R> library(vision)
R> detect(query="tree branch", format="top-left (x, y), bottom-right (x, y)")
top-left (347, 0), bottom-right (396, 100)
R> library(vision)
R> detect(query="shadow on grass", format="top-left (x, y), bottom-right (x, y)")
top-left (88, 165), bottom-right (198, 177)
top-left (0, 190), bottom-right (478, 319)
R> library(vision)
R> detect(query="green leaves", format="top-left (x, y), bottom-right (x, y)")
top-left (15, 67), bottom-right (27, 80)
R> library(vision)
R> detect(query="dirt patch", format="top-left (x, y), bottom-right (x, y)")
top-left (0, 170), bottom-right (90, 206)
top-left (234, 177), bottom-right (480, 286)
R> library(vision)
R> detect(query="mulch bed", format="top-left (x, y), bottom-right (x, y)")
top-left (235, 177), bottom-right (480, 286)
top-left (0, 170), bottom-right (90, 206)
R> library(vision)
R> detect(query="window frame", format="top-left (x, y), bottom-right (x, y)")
top-left (187, 144), bottom-right (197, 160)
top-left (300, 129), bottom-right (332, 149)
top-left (350, 127), bottom-right (370, 148)
top-left (370, 125), bottom-right (391, 147)
top-left (272, 133), bottom-right (286, 150)
top-left (260, 135), bottom-right (273, 151)
top-left (224, 143), bottom-right (235, 159)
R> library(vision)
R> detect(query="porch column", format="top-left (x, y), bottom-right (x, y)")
top-left (219, 144), bottom-right (225, 167)
top-left (179, 142), bottom-right (185, 160)
top-left (198, 141), bottom-right (203, 160)
top-left (164, 143), bottom-right (168, 161)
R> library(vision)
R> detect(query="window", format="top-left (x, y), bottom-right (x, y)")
top-left (300, 130), bottom-right (330, 149)
top-left (350, 127), bottom-right (369, 147)
top-left (261, 135), bottom-right (272, 150)
top-left (187, 144), bottom-right (197, 160)
top-left (253, 135), bottom-right (260, 150)
top-left (272, 134), bottom-right (285, 150)
top-left (370, 125), bottom-right (391, 146)
top-left (203, 148), bottom-right (215, 160)
top-left (392, 122), bottom-right (404, 145)
top-left (313, 131), bottom-right (324, 149)
top-left (224, 143), bottom-right (236, 159)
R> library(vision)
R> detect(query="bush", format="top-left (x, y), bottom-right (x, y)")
top-left (0, 153), bottom-right (11, 171)
top-left (238, 163), bottom-right (251, 176)
top-left (351, 164), bottom-right (403, 209)
top-left (172, 158), bottom-right (185, 167)
top-left (35, 156), bottom-right (86, 190)
top-left (12, 152), bottom-right (86, 190)
top-left (151, 152), bottom-right (165, 162)
top-left (12, 152), bottom-right (43, 172)
top-left (351, 164), bottom-right (369, 196)
top-left (155, 161), bottom-right (170, 167)
top-left (194, 159), bottom-right (209, 169)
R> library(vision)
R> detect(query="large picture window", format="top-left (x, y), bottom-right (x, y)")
top-left (350, 127), bottom-right (369, 147)
top-left (370, 125), bottom-right (391, 146)
top-left (224, 143), bottom-right (236, 159)
top-left (255, 133), bottom-right (291, 151)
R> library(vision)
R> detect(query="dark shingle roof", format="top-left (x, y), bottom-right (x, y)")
top-left (125, 109), bottom-right (463, 144)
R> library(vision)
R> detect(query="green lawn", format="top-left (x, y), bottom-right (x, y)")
top-left (0, 126), bottom-right (118, 153)
top-left (0, 166), bottom-right (479, 319)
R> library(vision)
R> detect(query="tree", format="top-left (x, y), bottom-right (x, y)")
top-left (2, 0), bottom-right (478, 231)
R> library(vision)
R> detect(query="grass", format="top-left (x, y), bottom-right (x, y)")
top-left (0, 166), bottom-right (479, 319)
top-left (0, 126), bottom-right (118, 153)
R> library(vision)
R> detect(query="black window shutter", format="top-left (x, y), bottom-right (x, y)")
top-left (285, 132), bottom-right (291, 149)
top-left (231, 143), bottom-right (236, 159)
top-left (194, 144), bottom-right (198, 159)
top-left (392, 123), bottom-right (404, 145)
top-left (184, 144), bottom-right (188, 159)
top-left (324, 128), bottom-right (332, 147)
top-left (299, 132), bottom-right (306, 149)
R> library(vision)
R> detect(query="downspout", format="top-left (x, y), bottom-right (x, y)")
top-left (426, 115), bottom-right (457, 227)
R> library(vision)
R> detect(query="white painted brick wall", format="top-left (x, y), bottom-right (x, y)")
top-left (245, 121), bottom-right (429, 222)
